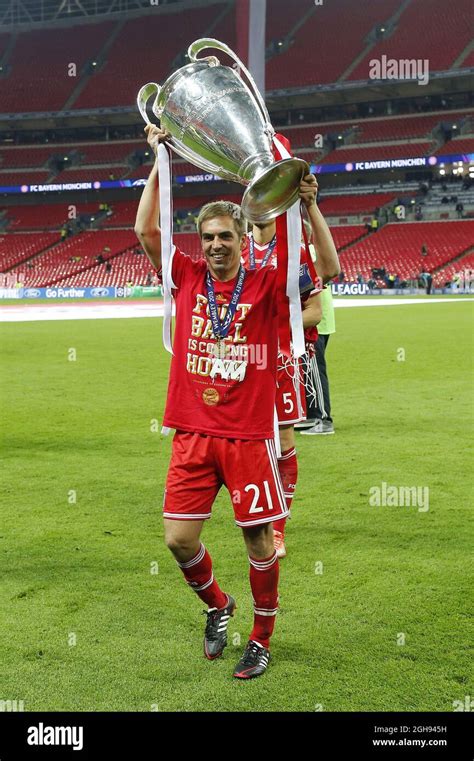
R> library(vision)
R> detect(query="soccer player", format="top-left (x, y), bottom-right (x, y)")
top-left (241, 178), bottom-right (340, 557)
top-left (299, 221), bottom-right (337, 436)
top-left (135, 124), bottom-right (310, 678)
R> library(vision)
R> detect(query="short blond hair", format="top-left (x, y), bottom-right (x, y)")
top-left (196, 201), bottom-right (246, 238)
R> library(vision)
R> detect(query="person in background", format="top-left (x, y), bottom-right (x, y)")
top-left (296, 221), bottom-right (336, 436)
top-left (426, 271), bottom-right (433, 295)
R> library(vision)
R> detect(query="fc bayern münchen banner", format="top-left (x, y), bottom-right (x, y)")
top-left (0, 152), bottom-right (472, 194)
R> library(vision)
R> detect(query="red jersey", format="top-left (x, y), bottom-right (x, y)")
top-left (241, 234), bottom-right (317, 298)
top-left (241, 234), bottom-right (320, 342)
top-left (162, 246), bottom-right (279, 440)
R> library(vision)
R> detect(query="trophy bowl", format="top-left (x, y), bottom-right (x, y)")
top-left (241, 157), bottom-right (308, 223)
top-left (137, 39), bottom-right (309, 223)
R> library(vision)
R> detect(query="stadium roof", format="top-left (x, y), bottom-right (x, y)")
top-left (0, 0), bottom-right (222, 29)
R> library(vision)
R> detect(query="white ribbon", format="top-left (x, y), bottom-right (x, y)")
top-left (272, 135), bottom-right (305, 358)
top-left (274, 406), bottom-right (281, 458)
top-left (286, 200), bottom-right (305, 358)
top-left (157, 143), bottom-right (175, 355)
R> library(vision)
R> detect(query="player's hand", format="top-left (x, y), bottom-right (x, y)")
top-left (299, 173), bottom-right (318, 209)
top-left (145, 123), bottom-right (171, 154)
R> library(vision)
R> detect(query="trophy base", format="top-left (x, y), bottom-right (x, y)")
top-left (241, 158), bottom-right (309, 223)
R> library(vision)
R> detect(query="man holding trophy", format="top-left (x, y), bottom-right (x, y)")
top-left (134, 39), bottom-right (339, 678)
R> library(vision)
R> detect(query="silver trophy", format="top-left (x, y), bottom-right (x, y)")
top-left (137, 38), bottom-right (308, 223)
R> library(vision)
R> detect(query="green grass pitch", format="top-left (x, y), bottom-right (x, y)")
top-left (0, 300), bottom-right (472, 711)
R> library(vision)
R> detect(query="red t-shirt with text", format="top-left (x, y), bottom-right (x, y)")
top-left (162, 247), bottom-right (279, 440)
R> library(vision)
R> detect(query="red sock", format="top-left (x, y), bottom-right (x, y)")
top-left (177, 543), bottom-right (227, 609)
top-left (248, 552), bottom-right (279, 649)
top-left (273, 447), bottom-right (298, 535)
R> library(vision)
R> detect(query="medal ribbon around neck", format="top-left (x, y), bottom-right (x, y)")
top-left (248, 234), bottom-right (277, 270)
top-left (205, 265), bottom-right (246, 344)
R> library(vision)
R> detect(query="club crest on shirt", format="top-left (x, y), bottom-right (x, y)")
top-left (202, 387), bottom-right (220, 406)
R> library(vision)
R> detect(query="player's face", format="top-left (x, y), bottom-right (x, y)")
top-left (201, 216), bottom-right (245, 281)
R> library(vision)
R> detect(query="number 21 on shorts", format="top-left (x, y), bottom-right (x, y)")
top-left (245, 481), bottom-right (274, 514)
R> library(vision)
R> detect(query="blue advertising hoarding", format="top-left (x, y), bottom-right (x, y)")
top-left (0, 153), bottom-right (472, 194)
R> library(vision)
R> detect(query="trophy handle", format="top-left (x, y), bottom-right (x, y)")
top-left (188, 38), bottom-right (274, 138)
top-left (137, 82), bottom-right (162, 124)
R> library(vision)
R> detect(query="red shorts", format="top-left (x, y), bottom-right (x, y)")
top-left (163, 431), bottom-right (288, 527)
top-left (276, 352), bottom-right (306, 426)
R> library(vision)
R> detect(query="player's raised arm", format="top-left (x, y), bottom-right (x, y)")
top-left (134, 124), bottom-right (170, 273)
top-left (299, 173), bottom-right (340, 284)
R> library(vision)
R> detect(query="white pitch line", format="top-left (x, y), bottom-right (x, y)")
top-left (332, 297), bottom-right (474, 308)
top-left (0, 304), bottom-right (163, 322)
top-left (0, 297), bottom-right (472, 323)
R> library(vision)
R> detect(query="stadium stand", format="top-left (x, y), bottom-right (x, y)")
top-left (1, 203), bottom-right (102, 231)
top-left (26, 231), bottom-right (204, 288)
top-left (352, 112), bottom-right (473, 143)
top-left (9, 229), bottom-right (138, 287)
top-left (463, 49), bottom-right (474, 67)
top-left (266, 0), bottom-right (402, 89)
top-left (318, 193), bottom-right (408, 216)
top-left (0, 170), bottom-right (51, 186)
top-left (435, 137), bottom-right (474, 156)
top-left (434, 252), bottom-right (474, 287)
top-left (348, 0), bottom-right (474, 81)
top-left (328, 226), bottom-right (368, 251)
top-left (337, 220), bottom-right (474, 281)
top-left (0, 0), bottom-right (471, 115)
top-left (0, 232), bottom-right (60, 271)
top-left (72, 6), bottom-right (222, 110)
top-left (50, 247), bottom-right (157, 288)
top-left (0, 107), bottom-right (470, 188)
top-left (0, 22), bottom-right (115, 112)
top-left (0, 146), bottom-right (55, 169)
top-left (0, 1), bottom-right (472, 295)
top-left (52, 167), bottom-right (129, 183)
top-left (3, 209), bottom-right (473, 289)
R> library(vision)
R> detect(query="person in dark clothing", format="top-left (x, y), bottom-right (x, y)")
top-left (426, 272), bottom-right (433, 295)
